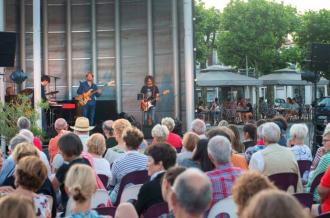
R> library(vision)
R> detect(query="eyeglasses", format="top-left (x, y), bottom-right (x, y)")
top-left (322, 139), bottom-right (330, 144)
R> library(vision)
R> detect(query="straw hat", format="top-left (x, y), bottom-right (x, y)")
top-left (70, 117), bottom-right (95, 131)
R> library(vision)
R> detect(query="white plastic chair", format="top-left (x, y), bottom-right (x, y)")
top-left (120, 184), bottom-right (143, 203)
top-left (207, 196), bottom-right (237, 218)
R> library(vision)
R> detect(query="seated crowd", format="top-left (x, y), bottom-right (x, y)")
top-left (0, 114), bottom-right (329, 218)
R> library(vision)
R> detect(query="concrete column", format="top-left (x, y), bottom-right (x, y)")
top-left (115, 0), bottom-right (122, 113)
top-left (42, 0), bottom-right (48, 75)
top-left (172, 0), bottom-right (180, 118)
top-left (33, 0), bottom-right (42, 128)
top-left (184, 0), bottom-right (194, 129)
top-left (0, 0), bottom-right (5, 157)
top-left (147, 0), bottom-right (153, 76)
top-left (66, 0), bottom-right (72, 99)
top-left (324, 85), bottom-right (328, 96)
top-left (305, 85), bottom-right (312, 105)
top-left (244, 85), bottom-right (249, 99)
top-left (20, 0), bottom-right (26, 89)
top-left (252, 86), bottom-right (256, 105)
top-left (286, 86), bottom-right (293, 98)
top-left (91, 0), bottom-right (98, 82)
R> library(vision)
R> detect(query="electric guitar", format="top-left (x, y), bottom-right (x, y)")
top-left (140, 89), bottom-right (170, 112)
top-left (75, 80), bottom-right (115, 106)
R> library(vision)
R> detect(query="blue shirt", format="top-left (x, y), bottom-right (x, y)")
top-left (0, 156), bottom-right (15, 185)
top-left (67, 210), bottom-right (101, 218)
top-left (77, 81), bottom-right (99, 104)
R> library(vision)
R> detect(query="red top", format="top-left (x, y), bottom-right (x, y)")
top-left (166, 132), bottom-right (182, 149)
top-left (33, 137), bottom-right (42, 151)
top-left (321, 166), bottom-right (330, 213)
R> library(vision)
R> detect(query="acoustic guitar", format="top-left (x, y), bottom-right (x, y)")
top-left (140, 89), bottom-right (170, 112)
top-left (75, 80), bottom-right (115, 106)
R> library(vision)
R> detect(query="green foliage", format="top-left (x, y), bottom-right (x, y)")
top-left (216, 0), bottom-right (298, 76)
top-left (195, 0), bottom-right (221, 68)
top-left (0, 95), bottom-right (46, 143)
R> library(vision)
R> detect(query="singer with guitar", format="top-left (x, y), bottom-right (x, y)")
top-left (140, 75), bottom-right (160, 126)
top-left (77, 72), bottom-right (101, 126)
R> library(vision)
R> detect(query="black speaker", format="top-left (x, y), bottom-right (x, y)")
top-left (93, 100), bottom-right (118, 132)
top-left (0, 32), bottom-right (17, 67)
top-left (311, 43), bottom-right (330, 71)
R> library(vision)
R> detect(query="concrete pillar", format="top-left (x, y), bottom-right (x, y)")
top-left (42, 0), bottom-right (48, 75)
top-left (183, 0), bottom-right (194, 129)
top-left (172, 0), bottom-right (180, 118)
top-left (147, 0), bottom-right (154, 76)
top-left (66, 0), bottom-right (72, 99)
top-left (305, 85), bottom-right (312, 105)
top-left (33, 0), bottom-right (42, 128)
top-left (115, 0), bottom-right (122, 113)
top-left (91, 0), bottom-right (98, 82)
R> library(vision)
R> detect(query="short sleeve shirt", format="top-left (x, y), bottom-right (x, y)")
top-left (321, 166), bottom-right (330, 213)
top-left (140, 86), bottom-right (159, 106)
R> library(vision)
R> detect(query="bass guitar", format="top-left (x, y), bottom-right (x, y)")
top-left (140, 89), bottom-right (170, 112)
top-left (75, 80), bottom-right (115, 106)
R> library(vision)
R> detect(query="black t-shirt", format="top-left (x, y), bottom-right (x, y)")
top-left (140, 85), bottom-right (160, 106)
top-left (55, 158), bottom-right (90, 207)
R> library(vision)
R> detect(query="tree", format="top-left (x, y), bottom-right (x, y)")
top-left (294, 9), bottom-right (330, 80)
top-left (195, 0), bottom-right (221, 69)
top-left (217, 0), bottom-right (298, 76)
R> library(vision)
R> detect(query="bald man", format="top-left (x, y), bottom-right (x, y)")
top-left (49, 118), bottom-right (68, 162)
top-left (102, 120), bottom-right (117, 150)
top-left (170, 168), bottom-right (212, 218)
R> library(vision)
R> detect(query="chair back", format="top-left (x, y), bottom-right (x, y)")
top-left (94, 207), bottom-right (116, 217)
top-left (120, 184), bottom-right (143, 203)
top-left (293, 193), bottom-right (313, 209)
top-left (98, 174), bottom-right (109, 187)
top-left (297, 160), bottom-right (312, 176)
top-left (207, 196), bottom-right (237, 218)
top-left (143, 202), bottom-right (169, 218)
top-left (310, 172), bottom-right (325, 195)
top-left (91, 189), bottom-right (111, 208)
top-left (268, 173), bottom-right (298, 192)
top-left (113, 170), bottom-right (149, 206)
top-left (316, 212), bottom-right (330, 218)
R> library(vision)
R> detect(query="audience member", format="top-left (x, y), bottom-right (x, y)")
top-left (48, 118), bottom-right (68, 162)
top-left (70, 117), bottom-right (94, 151)
top-left (102, 120), bottom-right (117, 150)
top-left (242, 123), bottom-right (257, 150)
top-left (228, 124), bottom-right (244, 153)
top-left (3, 156), bottom-right (51, 218)
top-left (217, 120), bottom-right (229, 127)
top-left (151, 124), bottom-right (169, 144)
top-left (170, 168), bottom-right (212, 218)
top-left (207, 126), bottom-right (248, 170)
top-left (17, 116), bottom-right (43, 150)
top-left (207, 136), bottom-right (242, 205)
top-left (177, 132), bottom-right (199, 165)
top-left (135, 143), bottom-right (177, 215)
top-left (240, 190), bottom-right (310, 218)
top-left (65, 164), bottom-right (101, 218)
top-left (249, 122), bottom-right (302, 192)
top-left (87, 133), bottom-right (111, 178)
top-left (179, 138), bottom-right (214, 172)
top-left (162, 117), bottom-right (183, 151)
top-left (109, 127), bottom-right (147, 203)
top-left (245, 124), bottom-right (266, 163)
top-left (232, 171), bottom-right (276, 216)
top-left (51, 133), bottom-right (90, 209)
top-left (271, 116), bottom-right (288, 146)
top-left (104, 119), bottom-right (131, 165)
top-left (318, 165), bottom-right (330, 214)
top-left (0, 195), bottom-right (35, 218)
top-left (191, 119), bottom-right (207, 138)
top-left (0, 135), bottom-right (29, 184)
top-left (288, 124), bottom-right (312, 161)
top-left (306, 128), bottom-right (330, 202)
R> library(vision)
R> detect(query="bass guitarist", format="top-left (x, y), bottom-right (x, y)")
top-left (77, 72), bottom-right (101, 126)
top-left (140, 75), bottom-right (160, 126)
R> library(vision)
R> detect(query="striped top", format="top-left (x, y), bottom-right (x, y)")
top-left (109, 150), bottom-right (148, 202)
top-left (306, 151), bottom-right (330, 202)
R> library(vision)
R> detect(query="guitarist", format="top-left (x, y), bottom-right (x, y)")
top-left (77, 72), bottom-right (101, 126)
top-left (140, 75), bottom-right (160, 126)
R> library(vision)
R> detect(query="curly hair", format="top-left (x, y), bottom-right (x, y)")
top-left (146, 143), bottom-right (177, 170)
top-left (113, 119), bottom-right (132, 139)
top-left (232, 171), bottom-right (276, 216)
top-left (122, 127), bottom-right (144, 150)
top-left (12, 142), bottom-right (39, 163)
top-left (87, 133), bottom-right (106, 156)
top-left (15, 156), bottom-right (48, 192)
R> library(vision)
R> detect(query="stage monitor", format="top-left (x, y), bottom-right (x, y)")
top-left (0, 32), bottom-right (17, 67)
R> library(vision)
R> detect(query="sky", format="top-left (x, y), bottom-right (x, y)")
top-left (202, 0), bottom-right (330, 13)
